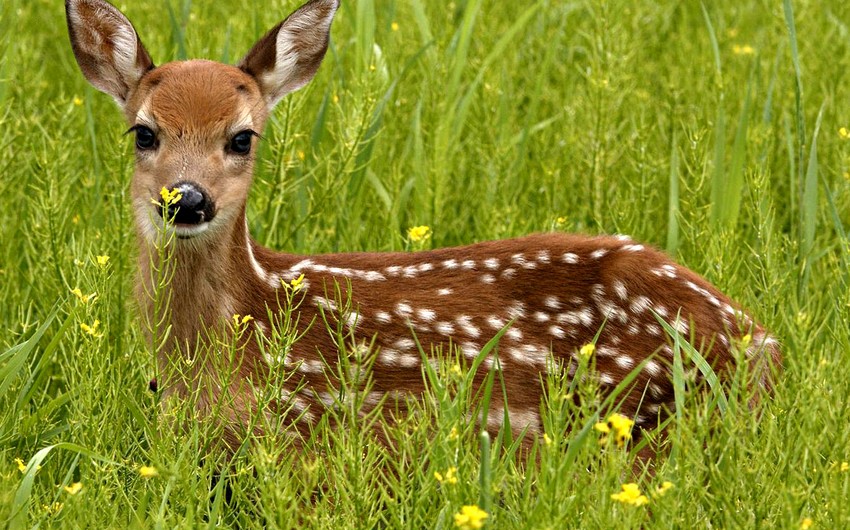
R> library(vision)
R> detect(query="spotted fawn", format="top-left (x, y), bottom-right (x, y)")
top-left (66, 0), bottom-right (781, 453)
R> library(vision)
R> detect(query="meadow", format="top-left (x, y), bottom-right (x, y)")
top-left (2, 0), bottom-right (850, 527)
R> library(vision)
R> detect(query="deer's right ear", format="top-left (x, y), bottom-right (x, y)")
top-left (65, 0), bottom-right (154, 109)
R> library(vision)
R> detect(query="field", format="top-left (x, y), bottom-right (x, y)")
top-left (2, 0), bottom-right (850, 527)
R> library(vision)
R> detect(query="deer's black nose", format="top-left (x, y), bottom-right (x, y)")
top-left (161, 182), bottom-right (216, 225)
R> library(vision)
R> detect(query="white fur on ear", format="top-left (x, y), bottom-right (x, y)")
top-left (239, 0), bottom-right (339, 110)
top-left (66, 0), bottom-right (154, 108)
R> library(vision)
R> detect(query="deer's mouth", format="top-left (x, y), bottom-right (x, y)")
top-left (173, 221), bottom-right (211, 239)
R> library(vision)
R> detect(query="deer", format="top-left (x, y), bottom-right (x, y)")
top-left (66, 0), bottom-right (781, 458)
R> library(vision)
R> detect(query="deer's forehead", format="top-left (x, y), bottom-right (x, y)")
top-left (132, 60), bottom-right (264, 134)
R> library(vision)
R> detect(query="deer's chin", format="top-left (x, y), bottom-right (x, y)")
top-left (173, 222), bottom-right (210, 239)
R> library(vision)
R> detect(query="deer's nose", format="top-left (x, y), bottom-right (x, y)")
top-left (161, 182), bottom-right (216, 225)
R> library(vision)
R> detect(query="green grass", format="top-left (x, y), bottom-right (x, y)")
top-left (2, 0), bottom-right (850, 527)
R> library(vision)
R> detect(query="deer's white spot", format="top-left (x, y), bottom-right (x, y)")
top-left (599, 372), bottom-right (615, 385)
top-left (313, 296), bottom-right (337, 312)
top-left (484, 257), bottom-right (500, 270)
top-left (646, 324), bottom-right (662, 336)
top-left (442, 259), bottom-right (459, 269)
top-left (385, 265), bottom-right (401, 276)
top-left (596, 346), bottom-right (618, 358)
top-left (437, 288), bottom-right (453, 296)
top-left (363, 270), bottom-right (386, 281)
top-left (418, 262), bottom-right (434, 272)
top-left (487, 315), bottom-right (506, 329)
top-left (629, 295), bottom-right (652, 314)
top-left (481, 274), bottom-right (496, 284)
top-left (649, 383), bottom-right (665, 398)
top-left (653, 305), bottom-right (670, 318)
top-left (536, 250), bottom-right (551, 263)
top-left (506, 328), bottom-right (523, 341)
top-left (416, 308), bottom-right (436, 322)
top-left (534, 311), bottom-right (550, 322)
top-left (506, 302), bottom-right (526, 319)
top-left (501, 268), bottom-right (516, 279)
top-left (393, 338), bottom-right (415, 351)
top-left (612, 280), bottom-right (628, 300)
top-left (645, 359), bottom-right (662, 377)
top-left (590, 249), bottom-right (608, 260)
top-left (402, 265), bottom-right (418, 278)
top-left (379, 348), bottom-right (400, 365)
top-left (375, 311), bottom-right (392, 324)
top-left (627, 323), bottom-right (640, 335)
top-left (548, 325), bottom-right (565, 339)
top-left (615, 355), bottom-right (634, 369)
top-left (435, 321), bottom-right (455, 335)
top-left (622, 244), bottom-right (644, 252)
top-left (395, 302), bottom-right (413, 318)
top-left (462, 260), bottom-right (476, 270)
top-left (543, 296), bottom-right (561, 310)
top-left (562, 252), bottom-right (579, 264)
top-left (461, 342), bottom-right (480, 359)
top-left (456, 315), bottom-right (481, 337)
top-left (398, 354), bottom-right (420, 368)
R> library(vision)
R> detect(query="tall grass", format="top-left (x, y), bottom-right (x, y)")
top-left (2, 0), bottom-right (850, 527)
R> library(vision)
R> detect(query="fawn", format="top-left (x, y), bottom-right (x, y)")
top-left (66, 0), bottom-right (780, 454)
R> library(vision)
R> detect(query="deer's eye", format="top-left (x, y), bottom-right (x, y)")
top-left (229, 130), bottom-right (255, 155)
top-left (133, 125), bottom-right (157, 150)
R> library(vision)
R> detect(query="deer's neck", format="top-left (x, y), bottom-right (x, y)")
top-left (137, 212), bottom-right (277, 369)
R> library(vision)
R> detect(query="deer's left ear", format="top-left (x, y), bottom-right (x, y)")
top-left (238, 0), bottom-right (339, 110)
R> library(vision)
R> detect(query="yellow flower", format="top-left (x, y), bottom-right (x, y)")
top-left (655, 481), bottom-right (674, 496)
top-left (290, 273), bottom-right (305, 290)
top-left (15, 458), bottom-right (26, 473)
top-left (435, 466), bottom-right (458, 485)
top-left (297, 150), bottom-right (306, 161)
top-left (96, 255), bottom-right (110, 267)
top-left (556, 216), bottom-right (567, 226)
top-left (70, 287), bottom-right (96, 304)
top-left (232, 314), bottom-right (254, 326)
top-left (732, 44), bottom-right (755, 55)
top-left (64, 482), bottom-right (83, 495)
top-left (543, 433), bottom-right (553, 447)
top-left (454, 504), bottom-right (488, 529)
top-left (449, 364), bottom-right (462, 377)
top-left (801, 518), bottom-right (814, 529)
top-left (839, 127), bottom-right (850, 140)
top-left (80, 320), bottom-right (102, 337)
top-left (611, 483), bottom-right (649, 506)
top-left (741, 334), bottom-right (752, 347)
top-left (391, 21), bottom-right (399, 32)
top-left (580, 343), bottom-right (595, 357)
top-left (73, 96), bottom-right (83, 106)
top-left (43, 502), bottom-right (64, 515)
top-left (448, 426), bottom-right (459, 441)
top-left (159, 187), bottom-right (183, 206)
top-left (596, 413), bottom-right (634, 447)
top-left (333, 93), bottom-right (339, 104)
top-left (139, 465), bottom-right (158, 478)
top-left (840, 462), bottom-right (849, 472)
top-left (407, 225), bottom-right (432, 243)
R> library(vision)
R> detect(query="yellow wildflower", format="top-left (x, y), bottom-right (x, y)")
top-left (80, 320), bottom-right (102, 337)
top-left (801, 518), bottom-right (814, 529)
top-left (434, 466), bottom-right (458, 485)
top-left (15, 458), bottom-right (26, 473)
top-left (70, 287), bottom-right (96, 304)
top-left (449, 363), bottom-right (462, 377)
top-left (297, 150), bottom-right (306, 161)
top-left (655, 481), bottom-right (674, 496)
top-left (611, 483), bottom-right (649, 506)
top-left (839, 127), bottom-right (850, 140)
top-left (232, 314), bottom-right (254, 326)
top-left (556, 216), bottom-right (567, 226)
top-left (73, 96), bottom-right (83, 106)
top-left (290, 273), bottom-right (305, 290)
top-left (391, 21), bottom-right (399, 32)
top-left (596, 413), bottom-right (634, 447)
top-left (139, 465), bottom-right (158, 478)
top-left (741, 334), bottom-right (752, 347)
top-left (159, 187), bottom-right (183, 206)
top-left (448, 426), bottom-right (459, 441)
top-left (543, 433), bottom-right (553, 447)
top-left (840, 462), bottom-right (849, 472)
top-left (72, 214), bottom-right (80, 224)
top-left (732, 44), bottom-right (755, 55)
top-left (64, 482), bottom-right (83, 495)
top-left (333, 93), bottom-right (339, 104)
top-left (43, 502), bottom-right (64, 515)
top-left (454, 504), bottom-right (488, 529)
top-left (96, 255), bottom-right (110, 267)
top-left (407, 225), bottom-right (432, 243)
top-left (579, 343), bottom-right (595, 357)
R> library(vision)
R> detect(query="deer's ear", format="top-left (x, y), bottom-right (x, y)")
top-left (238, 0), bottom-right (339, 110)
top-left (65, 0), bottom-right (154, 109)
